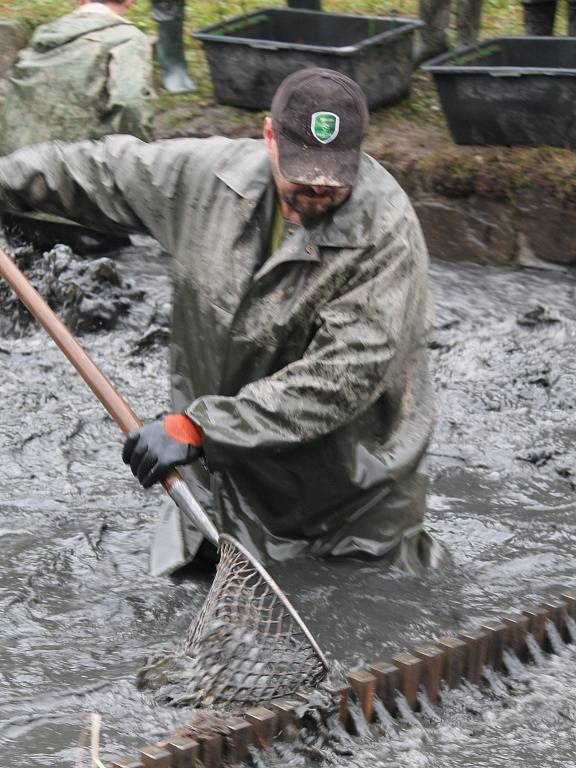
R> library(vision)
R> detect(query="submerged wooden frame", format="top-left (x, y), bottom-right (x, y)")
top-left (108, 588), bottom-right (576, 767)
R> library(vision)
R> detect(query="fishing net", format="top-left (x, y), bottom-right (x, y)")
top-left (180, 534), bottom-right (329, 705)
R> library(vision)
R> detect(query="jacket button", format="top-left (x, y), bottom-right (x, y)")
top-left (305, 245), bottom-right (314, 255)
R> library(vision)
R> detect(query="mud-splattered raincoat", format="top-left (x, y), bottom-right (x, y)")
top-left (0, 7), bottom-right (153, 156)
top-left (0, 136), bottom-right (439, 569)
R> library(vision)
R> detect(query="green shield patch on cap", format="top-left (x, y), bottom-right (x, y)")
top-left (311, 111), bottom-right (340, 145)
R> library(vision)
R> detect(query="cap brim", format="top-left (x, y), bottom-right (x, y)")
top-left (276, 134), bottom-right (359, 187)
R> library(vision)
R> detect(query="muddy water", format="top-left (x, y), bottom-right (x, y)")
top-left (1, 236), bottom-right (576, 766)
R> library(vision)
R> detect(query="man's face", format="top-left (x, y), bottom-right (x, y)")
top-left (263, 118), bottom-right (351, 228)
top-left (275, 175), bottom-right (351, 228)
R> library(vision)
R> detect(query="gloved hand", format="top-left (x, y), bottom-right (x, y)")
top-left (122, 414), bottom-right (203, 488)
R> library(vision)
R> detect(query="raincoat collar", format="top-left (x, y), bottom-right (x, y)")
top-left (253, 227), bottom-right (320, 281)
top-left (215, 142), bottom-right (374, 251)
top-left (215, 142), bottom-right (271, 202)
top-left (74, 4), bottom-right (120, 16)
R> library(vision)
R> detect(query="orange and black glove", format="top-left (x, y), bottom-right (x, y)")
top-left (122, 414), bottom-right (203, 489)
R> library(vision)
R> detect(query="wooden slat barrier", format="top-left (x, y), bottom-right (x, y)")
top-left (367, 661), bottom-right (400, 715)
top-left (501, 614), bottom-right (529, 661)
top-left (561, 589), bottom-right (576, 619)
top-left (347, 670), bottom-right (378, 722)
top-left (481, 621), bottom-right (507, 670)
top-left (523, 605), bottom-right (548, 648)
top-left (542, 599), bottom-right (569, 642)
top-left (164, 736), bottom-right (199, 767)
top-left (436, 635), bottom-right (467, 688)
top-left (140, 745), bottom-right (172, 767)
top-left (323, 681), bottom-right (351, 728)
top-left (225, 720), bottom-right (252, 763)
top-left (245, 707), bottom-right (278, 749)
top-left (413, 645), bottom-right (444, 703)
top-left (107, 586), bottom-right (576, 767)
top-left (391, 652), bottom-right (423, 710)
top-left (270, 698), bottom-right (301, 731)
top-left (197, 732), bottom-right (224, 768)
top-left (457, 629), bottom-right (487, 684)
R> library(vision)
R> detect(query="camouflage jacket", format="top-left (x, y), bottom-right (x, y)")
top-left (0, 136), bottom-right (438, 568)
top-left (0, 9), bottom-right (153, 156)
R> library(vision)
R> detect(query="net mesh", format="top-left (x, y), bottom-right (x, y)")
top-left (182, 535), bottom-right (328, 705)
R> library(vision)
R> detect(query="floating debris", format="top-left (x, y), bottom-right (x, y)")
top-left (0, 244), bottom-right (143, 336)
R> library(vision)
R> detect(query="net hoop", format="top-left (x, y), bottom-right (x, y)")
top-left (215, 533), bottom-right (329, 671)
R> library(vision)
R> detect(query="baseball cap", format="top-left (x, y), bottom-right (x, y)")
top-left (271, 67), bottom-right (369, 188)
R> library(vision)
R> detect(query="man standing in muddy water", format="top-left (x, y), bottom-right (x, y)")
top-left (0, 68), bottom-right (443, 574)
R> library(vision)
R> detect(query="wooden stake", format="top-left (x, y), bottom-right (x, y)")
top-left (347, 670), bottom-right (378, 722)
top-left (414, 645), bottom-right (445, 703)
top-left (367, 661), bottom-right (401, 714)
top-left (437, 636), bottom-right (467, 689)
top-left (391, 653), bottom-right (423, 710)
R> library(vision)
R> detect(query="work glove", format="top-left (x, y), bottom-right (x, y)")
top-left (122, 414), bottom-right (203, 489)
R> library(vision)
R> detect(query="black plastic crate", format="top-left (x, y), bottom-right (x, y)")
top-left (193, 8), bottom-right (422, 110)
top-left (423, 37), bottom-right (576, 147)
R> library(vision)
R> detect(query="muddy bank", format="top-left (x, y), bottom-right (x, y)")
top-left (1, 231), bottom-right (576, 765)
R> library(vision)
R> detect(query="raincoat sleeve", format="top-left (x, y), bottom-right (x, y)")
top-left (0, 136), bottom-right (222, 253)
top-left (103, 32), bottom-right (155, 141)
top-left (187, 206), bottom-right (431, 464)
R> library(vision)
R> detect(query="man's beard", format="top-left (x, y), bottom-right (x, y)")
top-left (282, 188), bottom-right (340, 228)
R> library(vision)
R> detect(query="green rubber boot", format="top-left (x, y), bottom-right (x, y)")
top-left (568, 0), bottom-right (576, 35)
top-left (521, 0), bottom-right (557, 36)
top-left (156, 18), bottom-right (196, 94)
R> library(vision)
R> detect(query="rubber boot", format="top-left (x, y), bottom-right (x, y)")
top-left (287, 0), bottom-right (323, 8)
top-left (155, 18), bottom-right (196, 94)
top-left (521, 0), bottom-right (557, 36)
top-left (456, 0), bottom-right (483, 47)
top-left (568, 0), bottom-right (576, 35)
top-left (415, 0), bottom-right (452, 63)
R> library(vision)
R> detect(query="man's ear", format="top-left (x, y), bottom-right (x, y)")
top-left (263, 116), bottom-right (275, 151)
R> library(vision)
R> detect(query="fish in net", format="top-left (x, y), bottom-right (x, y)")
top-left (138, 535), bottom-right (328, 707)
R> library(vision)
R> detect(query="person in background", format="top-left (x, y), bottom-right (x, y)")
top-left (0, 0), bottom-right (153, 155)
top-left (151, 0), bottom-right (196, 93)
top-left (416, 0), bottom-right (484, 62)
top-left (0, 0), bottom-right (154, 253)
top-left (519, 0), bottom-right (576, 36)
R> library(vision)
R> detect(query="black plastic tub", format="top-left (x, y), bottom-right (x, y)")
top-left (193, 8), bottom-right (422, 110)
top-left (423, 37), bottom-right (576, 148)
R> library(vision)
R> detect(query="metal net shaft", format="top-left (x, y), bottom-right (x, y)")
top-left (182, 534), bottom-right (328, 705)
